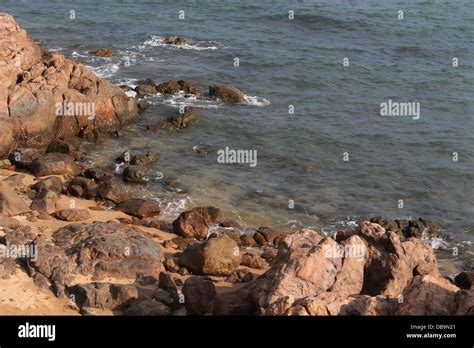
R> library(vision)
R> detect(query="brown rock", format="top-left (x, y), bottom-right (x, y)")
top-left (96, 176), bottom-right (132, 203)
top-left (213, 287), bottom-right (257, 315)
top-left (179, 234), bottom-right (242, 276)
top-left (31, 176), bottom-right (63, 194)
top-left (54, 208), bottom-right (90, 221)
top-left (209, 85), bottom-right (246, 103)
top-left (183, 276), bottom-right (216, 315)
top-left (123, 165), bottom-right (149, 183)
top-left (454, 272), bottom-right (474, 290)
top-left (29, 153), bottom-right (80, 177)
top-left (93, 48), bottom-right (113, 57)
top-left (115, 198), bottom-right (161, 219)
top-left (172, 209), bottom-right (209, 239)
top-left (241, 252), bottom-right (267, 270)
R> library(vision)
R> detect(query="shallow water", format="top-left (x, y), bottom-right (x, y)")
top-left (3, 0), bottom-right (473, 269)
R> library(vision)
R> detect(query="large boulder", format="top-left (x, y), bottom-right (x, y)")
top-left (0, 13), bottom-right (139, 157)
top-left (179, 234), bottom-right (242, 276)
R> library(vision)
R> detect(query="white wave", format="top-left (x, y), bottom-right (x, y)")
top-left (422, 234), bottom-right (451, 250)
top-left (244, 95), bottom-right (271, 107)
top-left (139, 35), bottom-right (220, 51)
top-left (125, 90), bottom-right (137, 98)
top-left (87, 63), bottom-right (120, 79)
top-left (157, 196), bottom-right (194, 219)
top-left (144, 91), bottom-right (221, 109)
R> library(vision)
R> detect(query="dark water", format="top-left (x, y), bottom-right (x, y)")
top-left (2, 0), bottom-right (473, 269)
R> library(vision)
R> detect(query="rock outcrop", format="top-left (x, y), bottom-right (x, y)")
top-left (0, 13), bottom-right (139, 157)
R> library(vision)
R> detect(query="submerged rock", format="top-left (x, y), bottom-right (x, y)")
top-left (209, 85), bottom-right (246, 103)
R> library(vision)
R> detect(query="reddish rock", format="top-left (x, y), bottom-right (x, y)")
top-left (54, 208), bottom-right (90, 221)
top-left (29, 153), bottom-right (80, 177)
top-left (0, 181), bottom-right (30, 216)
top-left (172, 209), bottom-right (209, 239)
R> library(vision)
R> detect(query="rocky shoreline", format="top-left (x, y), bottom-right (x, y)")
top-left (0, 13), bottom-right (472, 316)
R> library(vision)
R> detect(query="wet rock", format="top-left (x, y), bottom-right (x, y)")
top-left (83, 167), bottom-right (113, 181)
top-left (209, 85), bottom-right (246, 103)
top-left (171, 107), bottom-right (201, 129)
top-left (454, 272), bottom-right (474, 290)
top-left (253, 227), bottom-right (284, 246)
top-left (93, 48), bottom-right (113, 57)
top-left (54, 208), bottom-right (91, 222)
top-left (182, 276), bottom-right (216, 315)
top-left (178, 80), bottom-right (202, 95)
top-left (31, 176), bottom-right (63, 194)
top-left (179, 234), bottom-right (242, 276)
top-left (156, 80), bottom-right (181, 94)
top-left (135, 83), bottom-right (157, 95)
top-left (173, 37), bottom-right (189, 45)
top-left (402, 220), bottom-right (423, 238)
top-left (172, 209), bottom-right (209, 239)
top-left (96, 176), bottom-right (132, 203)
top-left (240, 234), bottom-right (256, 247)
top-left (29, 153), bottom-right (80, 177)
top-left (0, 182), bottom-right (30, 216)
top-left (123, 165), bottom-right (149, 183)
top-left (395, 275), bottom-right (459, 315)
top-left (115, 198), bottom-right (161, 219)
top-left (130, 151), bottom-right (158, 166)
top-left (220, 220), bottom-right (242, 229)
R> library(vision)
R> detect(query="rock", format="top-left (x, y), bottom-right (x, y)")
top-left (156, 80), bottom-right (181, 94)
top-left (179, 234), bottom-right (242, 276)
top-left (31, 222), bottom-right (163, 285)
top-left (354, 221), bottom-right (439, 296)
top-left (260, 248), bottom-right (277, 262)
top-left (29, 153), bottom-right (80, 177)
top-left (0, 181), bottom-right (30, 216)
top-left (455, 290), bottom-right (474, 315)
top-left (173, 37), bottom-right (188, 45)
top-left (31, 176), bottom-right (63, 194)
top-left (124, 298), bottom-right (172, 315)
top-left (240, 234), bottom-right (256, 247)
top-left (53, 209), bottom-right (91, 221)
top-left (8, 148), bottom-right (42, 169)
top-left (454, 272), bottom-right (474, 290)
top-left (123, 165), bottom-right (149, 183)
top-left (67, 176), bottom-right (97, 198)
top-left (182, 276), bottom-right (216, 315)
top-left (93, 48), bottom-right (113, 57)
top-left (135, 83), bottom-right (157, 95)
top-left (46, 138), bottom-right (83, 160)
top-left (241, 253), bottom-right (267, 270)
top-left (178, 80), bottom-right (202, 95)
top-left (402, 220), bottom-right (423, 238)
top-left (172, 209), bottom-right (209, 239)
top-left (209, 85), bottom-right (246, 103)
top-left (164, 258), bottom-right (180, 273)
top-left (96, 176), bottom-right (132, 203)
top-left (115, 198), bottom-right (161, 219)
top-left (0, 159), bottom-right (12, 169)
top-left (83, 167), bottom-right (113, 181)
top-left (130, 151), bottom-right (158, 166)
top-left (30, 189), bottom-right (61, 213)
top-left (32, 273), bottom-right (50, 291)
top-left (192, 206), bottom-right (222, 224)
top-left (213, 287), bottom-right (257, 315)
top-left (158, 272), bottom-right (179, 301)
top-left (171, 107), bottom-right (201, 129)
top-left (0, 13), bottom-right (138, 157)
top-left (253, 227), bottom-right (284, 246)
top-left (171, 237), bottom-right (196, 251)
top-left (396, 275), bottom-right (459, 315)
top-left (226, 269), bottom-right (253, 283)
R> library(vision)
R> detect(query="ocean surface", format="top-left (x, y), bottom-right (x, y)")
top-left (2, 0), bottom-right (473, 270)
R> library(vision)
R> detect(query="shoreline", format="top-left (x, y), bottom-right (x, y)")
top-left (0, 12), bottom-right (472, 316)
